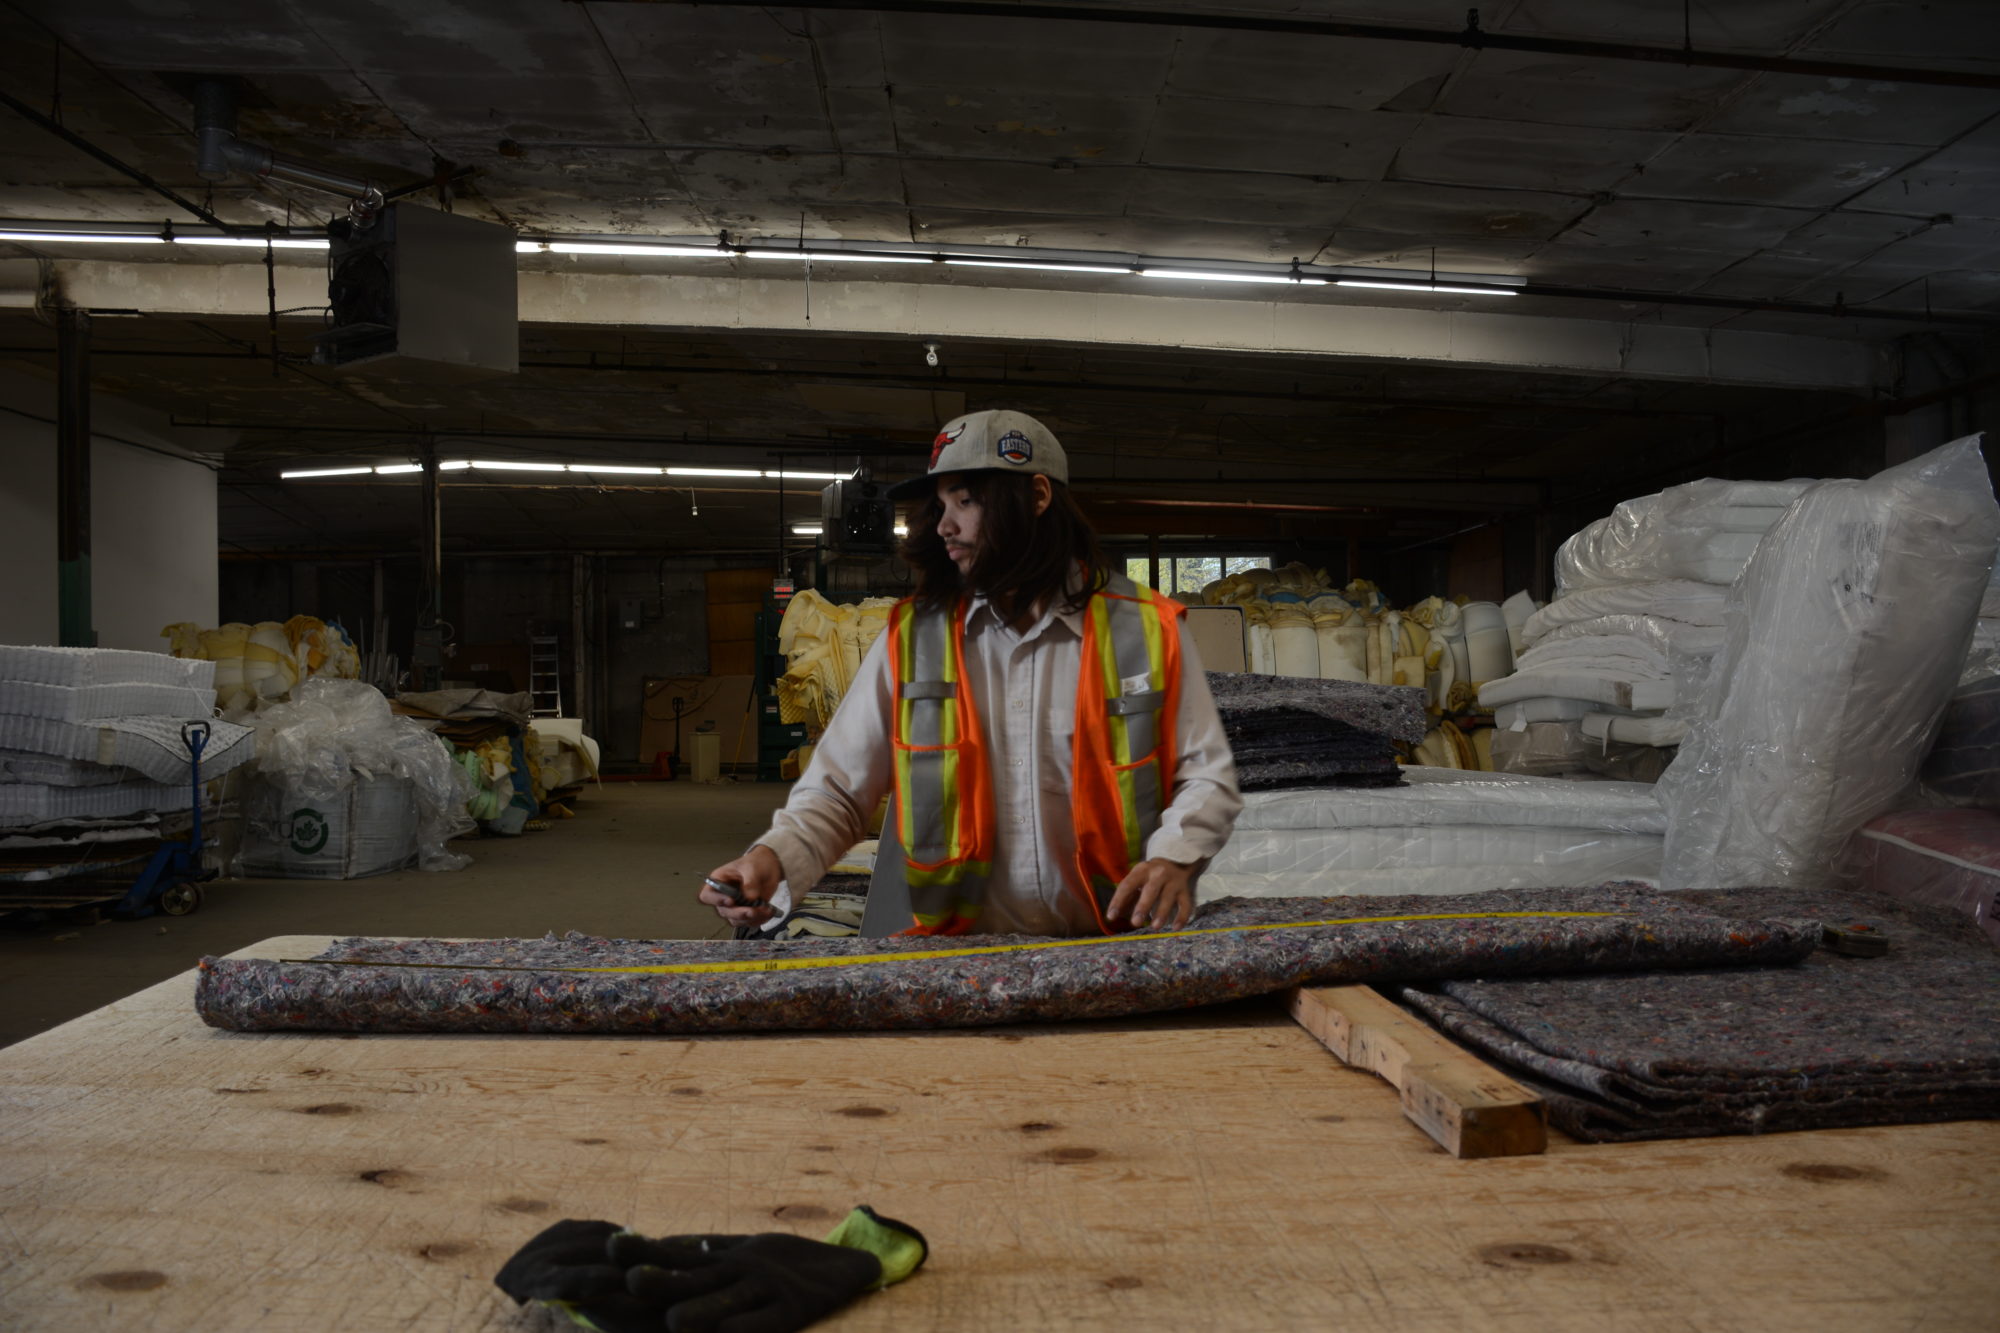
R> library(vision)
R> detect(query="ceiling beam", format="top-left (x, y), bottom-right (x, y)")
top-left (40, 261), bottom-right (1884, 392)
top-left (614, 1), bottom-right (2000, 90)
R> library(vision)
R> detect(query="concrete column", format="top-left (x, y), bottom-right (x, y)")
top-left (56, 308), bottom-right (94, 647)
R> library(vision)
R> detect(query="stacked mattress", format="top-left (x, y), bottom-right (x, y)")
top-left (1206, 672), bottom-right (1428, 791)
top-left (1199, 767), bottom-right (1665, 899)
top-left (0, 646), bottom-right (254, 834)
top-left (1483, 478), bottom-right (1813, 780)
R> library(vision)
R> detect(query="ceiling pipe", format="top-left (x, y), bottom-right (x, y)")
top-left (0, 88), bottom-right (228, 228)
top-left (620, 1), bottom-right (2000, 91)
top-left (192, 80), bottom-right (384, 225)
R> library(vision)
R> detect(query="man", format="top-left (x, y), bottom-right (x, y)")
top-left (701, 409), bottom-right (1241, 937)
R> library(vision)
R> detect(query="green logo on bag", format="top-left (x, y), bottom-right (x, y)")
top-left (288, 807), bottom-right (329, 856)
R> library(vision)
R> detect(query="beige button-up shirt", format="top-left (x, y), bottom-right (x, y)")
top-left (752, 590), bottom-right (1243, 935)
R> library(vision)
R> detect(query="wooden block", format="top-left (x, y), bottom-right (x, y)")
top-left (1287, 984), bottom-right (1547, 1159)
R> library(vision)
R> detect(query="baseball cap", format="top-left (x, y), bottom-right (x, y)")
top-left (886, 409), bottom-right (1069, 501)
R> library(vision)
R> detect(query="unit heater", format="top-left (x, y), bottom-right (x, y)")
top-left (820, 475), bottom-right (895, 555)
top-left (314, 203), bottom-right (518, 377)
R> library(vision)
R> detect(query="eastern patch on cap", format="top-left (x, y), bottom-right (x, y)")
top-left (996, 429), bottom-right (1033, 466)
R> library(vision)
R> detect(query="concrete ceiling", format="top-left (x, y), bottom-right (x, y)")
top-left (0, 0), bottom-right (1995, 553)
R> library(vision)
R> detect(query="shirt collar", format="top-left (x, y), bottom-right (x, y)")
top-left (965, 569), bottom-right (1093, 642)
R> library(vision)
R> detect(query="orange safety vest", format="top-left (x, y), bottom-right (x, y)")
top-left (868, 572), bottom-right (1184, 936)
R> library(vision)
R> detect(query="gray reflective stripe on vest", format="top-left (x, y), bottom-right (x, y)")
top-left (1101, 573), bottom-right (1166, 842)
top-left (1105, 691), bottom-right (1165, 716)
top-left (901, 604), bottom-right (956, 864)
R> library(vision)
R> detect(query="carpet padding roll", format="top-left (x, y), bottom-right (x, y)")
top-left (195, 886), bottom-right (1815, 1036)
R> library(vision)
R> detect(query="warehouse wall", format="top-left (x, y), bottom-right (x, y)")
top-left (219, 551), bottom-right (770, 765)
top-left (0, 369), bottom-right (219, 649)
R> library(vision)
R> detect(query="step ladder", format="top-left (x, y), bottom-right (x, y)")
top-left (527, 634), bottom-right (563, 717)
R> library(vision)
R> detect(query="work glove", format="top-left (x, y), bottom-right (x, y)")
top-left (495, 1206), bottom-right (927, 1333)
top-left (492, 1218), bottom-right (663, 1333)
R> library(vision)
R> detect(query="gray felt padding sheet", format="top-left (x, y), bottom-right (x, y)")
top-left (1396, 886), bottom-right (2000, 1140)
top-left (195, 886), bottom-right (1815, 1036)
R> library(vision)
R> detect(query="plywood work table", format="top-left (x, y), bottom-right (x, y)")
top-left (3, 936), bottom-right (1997, 1332)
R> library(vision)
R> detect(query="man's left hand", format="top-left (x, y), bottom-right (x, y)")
top-left (1107, 859), bottom-right (1196, 931)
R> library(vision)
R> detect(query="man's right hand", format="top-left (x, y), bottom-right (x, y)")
top-left (700, 844), bottom-right (785, 930)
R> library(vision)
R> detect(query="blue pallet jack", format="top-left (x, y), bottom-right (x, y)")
top-left (113, 721), bottom-right (218, 918)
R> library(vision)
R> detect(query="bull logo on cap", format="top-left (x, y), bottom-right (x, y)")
top-left (997, 430), bottom-right (1032, 465)
top-left (929, 423), bottom-right (964, 469)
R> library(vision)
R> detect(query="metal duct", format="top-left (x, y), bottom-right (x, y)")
top-left (191, 79), bottom-right (385, 225)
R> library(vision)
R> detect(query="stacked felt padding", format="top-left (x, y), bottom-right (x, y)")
top-left (1397, 886), bottom-right (2000, 1141)
top-left (1205, 673), bottom-right (1427, 793)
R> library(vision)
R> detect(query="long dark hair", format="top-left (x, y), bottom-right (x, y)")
top-left (902, 470), bottom-right (1108, 619)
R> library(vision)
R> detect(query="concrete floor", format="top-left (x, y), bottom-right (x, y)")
top-left (0, 781), bottom-right (782, 1048)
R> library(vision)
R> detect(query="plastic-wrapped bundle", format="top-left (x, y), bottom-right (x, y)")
top-left (163, 617), bottom-right (357, 715)
top-left (1312, 606), bottom-right (1366, 682)
top-left (1242, 603), bottom-right (1277, 675)
top-left (1501, 590), bottom-right (1538, 657)
top-left (1555, 478), bottom-right (1812, 593)
top-left (1523, 581), bottom-right (1730, 645)
top-left (239, 679), bottom-right (476, 874)
top-left (1269, 603), bottom-right (1320, 678)
top-left (1920, 675), bottom-right (2000, 807)
top-left (1491, 721), bottom-right (1591, 777)
top-left (1844, 809), bottom-right (2000, 946)
top-left (1661, 436), bottom-right (2000, 889)
top-left (1529, 615), bottom-right (1725, 660)
top-left (1461, 602), bottom-right (1515, 683)
top-left (1405, 597), bottom-right (1466, 702)
top-left (775, 591), bottom-right (896, 729)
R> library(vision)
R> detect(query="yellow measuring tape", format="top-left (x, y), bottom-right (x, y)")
top-left (281, 910), bottom-right (1621, 978)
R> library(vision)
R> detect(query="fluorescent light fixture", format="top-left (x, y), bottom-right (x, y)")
top-left (742, 248), bottom-right (933, 264)
top-left (548, 242), bottom-right (729, 258)
top-left (0, 231), bottom-right (166, 245)
top-left (471, 460), bottom-right (567, 472)
top-left (767, 470), bottom-right (856, 481)
top-left (373, 463), bottom-right (424, 475)
top-left (1337, 279), bottom-right (1517, 297)
top-left (572, 463), bottom-right (665, 475)
top-left (439, 460), bottom-right (474, 471)
top-left (795, 522), bottom-right (909, 536)
top-left (1140, 268), bottom-right (1327, 286)
top-left (516, 240), bottom-right (546, 253)
top-left (946, 259), bottom-right (1133, 275)
top-left (668, 466), bottom-right (766, 478)
top-left (280, 466), bottom-right (373, 478)
top-left (176, 236), bottom-right (329, 250)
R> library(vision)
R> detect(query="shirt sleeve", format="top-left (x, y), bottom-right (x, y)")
top-left (1145, 621), bottom-right (1243, 866)
top-left (749, 628), bottom-right (897, 895)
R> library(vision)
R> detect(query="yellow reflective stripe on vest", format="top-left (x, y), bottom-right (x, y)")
top-left (1097, 576), bottom-right (1170, 868)
top-left (890, 597), bottom-right (993, 919)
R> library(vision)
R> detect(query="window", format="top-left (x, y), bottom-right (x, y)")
top-left (1124, 554), bottom-right (1272, 596)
